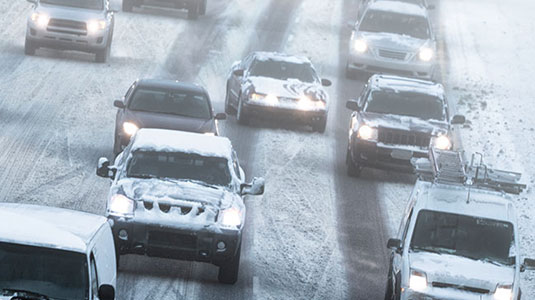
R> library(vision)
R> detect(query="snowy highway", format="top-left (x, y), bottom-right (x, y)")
top-left (1, 0), bottom-right (535, 299)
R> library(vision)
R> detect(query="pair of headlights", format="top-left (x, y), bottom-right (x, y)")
top-left (352, 39), bottom-right (434, 62)
top-left (122, 122), bottom-right (216, 136)
top-left (108, 194), bottom-right (242, 228)
top-left (355, 124), bottom-right (452, 150)
top-left (409, 269), bottom-right (512, 300)
top-left (250, 93), bottom-right (326, 109)
top-left (31, 12), bottom-right (106, 34)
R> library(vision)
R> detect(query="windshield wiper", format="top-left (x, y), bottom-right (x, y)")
top-left (1, 288), bottom-right (59, 300)
top-left (411, 246), bottom-right (452, 255)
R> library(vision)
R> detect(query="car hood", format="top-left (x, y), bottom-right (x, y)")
top-left (246, 76), bottom-right (328, 102)
top-left (123, 110), bottom-right (216, 134)
top-left (359, 31), bottom-right (429, 52)
top-left (37, 3), bottom-right (105, 20)
top-left (360, 112), bottom-right (448, 135)
top-left (409, 251), bottom-right (515, 293)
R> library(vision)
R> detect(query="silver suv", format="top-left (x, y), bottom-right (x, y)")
top-left (25, 0), bottom-right (116, 63)
top-left (385, 149), bottom-right (535, 300)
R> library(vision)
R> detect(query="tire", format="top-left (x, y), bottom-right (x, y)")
top-left (199, 0), bottom-right (207, 15)
top-left (218, 245), bottom-right (241, 284)
top-left (236, 96), bottom-right (249, 125)
top-left (346, 148), bottom-right (362, 177)
top-left (312, 117), bottom-right (327, 133)
top-left (225, 88), bottom-right (237, 115)
top-left (122, 0), bottom-right (133, 12)
top-left (24, 38), bottom-right (36, 55)
top-left (384, 264), bottom-right (394, 300)
top-left (95, 42), bottom-right (110, 63)
top-left (188, 2), bottom-right (200, 20)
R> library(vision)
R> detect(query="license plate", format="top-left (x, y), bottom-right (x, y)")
top-left (391, 149), bottom-right (413, 160)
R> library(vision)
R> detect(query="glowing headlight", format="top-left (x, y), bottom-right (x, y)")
top-left (357, 125), bottom-right (377, 141)
top-left (109, 194), bottom-right (135, 217)
top-left (433, 135), bottom-right (452, 150)
top-left (220, 208), bottom-right (242, 228)
top-left (122, 122), bottom-right (139, 136)
top-left (31, 13), bottom-right (50, 28)
top-left (409, 270), bottom-right (428, 292)
top-left (250, 93), bottom-right (264, 101)
top-left (87, 20), bottom-right (107, 34)
top-left (494, 285), bottom-right (513, 300)
top-left (419, 47), bottom-right (434, 62)
top-left (353, 39), bottom-right (368, 53)
top-left (265, 94), bottom-right (279, 106)
top-left (204, 132), bottom-right (216, 136)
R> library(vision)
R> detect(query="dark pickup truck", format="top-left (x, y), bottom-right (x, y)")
top-left (122, 0), bottom-right (207, 19)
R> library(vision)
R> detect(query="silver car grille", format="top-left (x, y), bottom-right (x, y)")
top-left (378, 127), bottom-right (430, 148)
top-left (432, 282), bottom-right (490, 294)
top-left (47, 18), bottom-right (87, 36)
top-left (377, 49), bottom-right (408, 61)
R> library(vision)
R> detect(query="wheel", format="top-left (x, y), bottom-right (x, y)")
top-left (218, 245), bottom-right (241, 284)
top-left (312, 117), bottom-right (327, 133)
top-left (115, 251), bottom-right (121, 270)
top-left (187, 2), bottom-right (200, 19)
top-left (24, 38), bottom-right (36, 55)
top-left (225, 88), bottom-right (237, 115)
top-left (384, 263), bottom-right (394, 300)
top-left (95, 41), bottom-right (110, 63)
top-left (236, 96), bottom-right (249, 125)
top-left (122, 0), bottom-right (133, 12)
top-left (346, 148), bottom-right (362, 177)
top-left (199, 0), bottom-right (207, 15)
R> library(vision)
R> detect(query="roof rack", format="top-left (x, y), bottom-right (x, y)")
top-left (413, 148), bottom-right (526, 195)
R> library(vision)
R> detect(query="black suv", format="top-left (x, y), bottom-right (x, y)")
top-left (345, 75), bottom-right (465, 176)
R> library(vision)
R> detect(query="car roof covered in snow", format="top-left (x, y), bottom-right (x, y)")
top-left (368, 74), bottom-right (445, 98)
top-left (252, 51), bottom-right (312, 65)
top-left (368, 0), bottom-right (427, 17)
top-left (131, 128), bottom-right (234, 159)
top-left (414, 181), bottom-right (516, 223)
top-left (0, 203), bottom-right (108, 253)
top-left (137, 79), bottom-right (206, 94)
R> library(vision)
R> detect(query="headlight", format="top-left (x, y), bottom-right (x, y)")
top-left (109, 194), bottom-right (135, 217)
top-left (433, 135), bottom-right (452, 150)
top-left (357, 125), bottom-right (378, 141)
top-left (265, 94), bottom-right (279, 106)
top-left (297, 95), bottom-right (325, 110)
top-left (31, 13), bottom-right (50, 28)
top-left (250, 93), bottom-right (264, 101)
top-left (220, 208), bottom-right (242, 228)
top-left (204, 132), bottom-right (216, 136)
top-left (409, 270), bottom-right (428, 292)
top-left (494, 285), bottom-right (513, 300)
top-left (419, 47), bottom-right (434, 62)
top-left (353, 39), bottom-right (368, 53)
top-left (123, 122), bottom-right (139, 136)
top-left (87, 19), bottom-right (107, 34)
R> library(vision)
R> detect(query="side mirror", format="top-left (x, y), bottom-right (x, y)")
top-left (241, 177), bottom-right (265, 196)
top-left (522, 258), bottom-right (535, 272)
top-left (98, 284), bottom-right (115, 300)
top-left (233, 69), bottom-right (244, 77)
top-left (113, 100), bottom-right (125, 109)
top-left (387, 238), bottom-right (402, 251)
top-left (321, 78), bottom-right (332, 87)
top-left (97, 157), bottom-right (116, 179)
top-left (450, 114), bottom-right (466, 125)
top-left (215, 113), bottom-right (227, 120)
top-left (346, 99), bottom-right (361, 111)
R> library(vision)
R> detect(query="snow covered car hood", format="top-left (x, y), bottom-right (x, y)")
top-left (246, 76), bottom-right (328, 102)
top-left (123, 109), bottom-right (216, 134)
top-left (36, 3), bottom-right (105, 22)
top-left (359, 31), bottom-right (429, 53)
top-left (360, 112), bottom-right (448, 135)
top-left (410, 251), bottom-right (515, 293)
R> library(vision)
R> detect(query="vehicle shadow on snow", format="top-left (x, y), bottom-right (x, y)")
top-left (229, 118), bottom-right (318, 134)
top-left (351, 167), bottom-right (417, 185)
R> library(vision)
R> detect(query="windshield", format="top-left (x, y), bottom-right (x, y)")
top-left (249, 60), bottom-right (317, 83)
top-left (359, 10), bottom-right (430, 39)
top-left (129, 88), bottom-right (212, 120)
top-left (365, 90), bottom-right (444, 120)
top-left (0, 242), bottom-right (88, 300)
top-left (41, 0), bottom-right (104, 10)
top-left (127, 151), bottom-right (231, 187)
top-left (410, 210), bottom-right (515, 266)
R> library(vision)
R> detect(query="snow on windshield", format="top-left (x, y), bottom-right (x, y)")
top-left (365, 90), bottom-right (445, 121)
top-left (360, 10), bottom-right (430, 39)
top-left (129, 88), bottom-right (211, 120)
top-left (249, 60), bottom-right (317, 83)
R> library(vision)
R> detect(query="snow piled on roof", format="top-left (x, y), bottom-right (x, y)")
top-left (131, 128), bottom-right (233, 159)
top-left (0, 203), bottom-right (107, 253)
top-left (369, 75), bottom-right (445, 97)
top-left (253, 51), bottom-right (312, 65)
top-left (369, 0), bottom-right (427, 17)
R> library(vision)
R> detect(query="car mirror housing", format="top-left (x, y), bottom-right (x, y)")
top-left (321, 78), bottom-right (332, 87)
top-left (241, 177), bottom-right (265, 196)
top-left (387, 238), bottom-right (402, 251)
top-left (96, 157), bottom-right (116, 179)
top-left (451, 114), bottom-right (466, 125)
top-left (215, 113), bottom-right (227, 120)
top-left (346, 99), bottom-right (361, 111)
top-left (98, 284), bottom-right (115, 300)
top-left (233, 69), bottom-right (245, 77)
top-left (113, 100), bottom-right (125, 109)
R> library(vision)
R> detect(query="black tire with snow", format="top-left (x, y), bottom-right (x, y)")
top-left (24, 38), bottom-right (36, 55)
top-left (236, 96), bottom-right (249, 125)
top-left (346, 148), bottom-right (362, 177)
top-left (225, 88), bottom-right (237, 115)
top-left (218, 245), bottom-right (241, 284)
top-left (312, 117), bottom-right (327, 133)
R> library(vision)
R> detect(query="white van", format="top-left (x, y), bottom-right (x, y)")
top-left (0, 203), bottom-right (116, 300)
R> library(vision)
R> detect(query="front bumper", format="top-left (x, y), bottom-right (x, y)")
top-left (347, 50), bottom-right (436, 79)
top-left (401, 287), bottom-right (510, 300)
top-left (242, 101), bottom-right (327, 124)
top-left (26, 21), bottom-right (110, 52)
top-left (349, 138), bottom-right (428, 172)
top-left (109, 216), bottom-right (241, 265)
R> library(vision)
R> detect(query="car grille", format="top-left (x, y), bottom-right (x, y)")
top-left (47, 18), bottom-right (87, 35)
top-left (378, 49), bottom-right (407, 61)
top-left (148, 231), bottom-right (197, 249)
top-left (378, 128), bottom-right (430, 148)
top-left (432, 282), bottom-right (490, 294)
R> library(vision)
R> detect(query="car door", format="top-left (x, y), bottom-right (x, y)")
top-left (116, 82), bottom-right (137, 133)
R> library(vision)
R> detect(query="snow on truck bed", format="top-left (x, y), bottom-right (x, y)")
top-left (131, 128), bottom-right (234, 159)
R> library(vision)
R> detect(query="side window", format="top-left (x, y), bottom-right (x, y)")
top-left (401, 208), bottom-right (414, 246)
top-left (232, 152), bottom-right (241, 180)
top-left (359, 86), bottom-right (369, 108)
top-left (124, 83), bottom-right (136, 103)
top-left (90, 256), bottom-right (99, 299)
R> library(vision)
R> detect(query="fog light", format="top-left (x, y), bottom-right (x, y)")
top-left (217, 241), bottom-right (226, 250)
top-left (118, 229), bottom-right (128, 241)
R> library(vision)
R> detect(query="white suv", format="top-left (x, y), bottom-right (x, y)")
top-left (385, 149), bottom-right (535, 300)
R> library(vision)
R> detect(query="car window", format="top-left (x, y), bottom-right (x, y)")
top-left (90, 257), bottom-right (98, 299)
top-left (359, 10), bottom-right (430, 39)
top-left (249, 59), bottom-right (318, 83)
top-left (365, 90), bottom-right (445, 121)
top-left (128, 88), bottom-right (211, 120)
top-left (232, 152), bottom-right (241, 180)
top-left (41, 0), bottom-right (104, 10)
